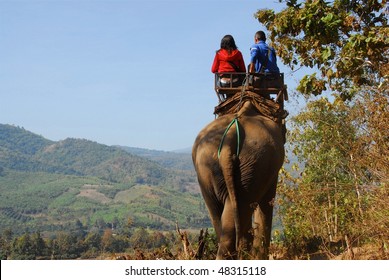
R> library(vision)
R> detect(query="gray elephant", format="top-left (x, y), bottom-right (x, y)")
top-left (192, 99), bottom-right (285, 259)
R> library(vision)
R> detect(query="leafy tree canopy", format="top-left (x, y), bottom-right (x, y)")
top-left (256, 0), bottom-right (388, 99)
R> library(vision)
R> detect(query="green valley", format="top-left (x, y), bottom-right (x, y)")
top-left (0, 124), bottom-right (209, 236)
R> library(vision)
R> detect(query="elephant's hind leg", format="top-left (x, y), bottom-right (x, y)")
top-left (197, 180), bottom-right (222, 238)
top-left (217, 197), bottom-right (237, 259)
top-left (217, 199), bottom-right (256, 259)
top-left (252, 179), bottom-right (277, 259)
top-left (203, 193), bottom-right (223, 242)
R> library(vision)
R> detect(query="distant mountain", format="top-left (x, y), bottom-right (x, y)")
top-left (0, 124), bottom-right (206, 235)
top-left (0, 124), bottom-right (54, 171)
top-left (117, 146), bottom-right (194, 171)
top-left (0, 124), bottom-right (54, 155)
top-left (172, 147), bottom-right (192, 154)
top-left (0, 124), bottom-right (195, 188)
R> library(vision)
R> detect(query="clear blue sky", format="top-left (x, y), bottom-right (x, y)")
top-left (1, 0), bottom-right (299, 151)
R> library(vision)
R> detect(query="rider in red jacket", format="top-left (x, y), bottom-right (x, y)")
top-left (211, 35), bottom-right (246, 74)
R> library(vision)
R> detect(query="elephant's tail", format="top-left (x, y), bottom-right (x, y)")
top-left (218, 124), bottom-right (241, 255)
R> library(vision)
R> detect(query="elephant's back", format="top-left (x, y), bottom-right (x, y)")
top-left (244, 115), bottom-right (283, 145)
top-left (192, 115), bottom-right (236, 158)
top-left (193, 113), bottom-right (283, 160)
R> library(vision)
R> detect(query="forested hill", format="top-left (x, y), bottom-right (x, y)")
top-left (0, 124), bottom-right (54, 155)
top-left (0, 124), bottom-right (206, 235)
top-left (117, 146), bottom-right (194, 171)
top-left (0, 124), bottom-right (195, 187)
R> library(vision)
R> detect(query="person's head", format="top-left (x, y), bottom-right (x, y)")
top-left (220, 35), bottom-right (238, 53)
top-left (254, 31), bottom-right (266, 43)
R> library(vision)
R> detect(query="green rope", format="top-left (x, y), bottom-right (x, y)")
top-left (218, 117), bottom-right (240, 159)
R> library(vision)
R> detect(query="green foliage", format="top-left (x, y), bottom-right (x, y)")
top-left (0, 124), bottom-right (195, 189)
top-left (0, 124), bottom-right (53, 155)
top-left (252, 0), bottom-right (389, 259)
top-left (0, 170), bottom-right (209, 236)
top-left (279, 98), bottom-right (355, 251)
top-left (119, 146), bottom-right (194, 171)
top-left (1, 221), bottom-right (217, 260)
top-left (0, 124), bottom-right (207, 235)
top-left (257, 0), bottom-right (388, 99)
top-left (297, 73), bottom-right (327, 96)
top-left (277, 89), bottom-right (388, 259)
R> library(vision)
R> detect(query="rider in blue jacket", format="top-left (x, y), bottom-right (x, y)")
top-left (249, 31), bottom-right (279, 74)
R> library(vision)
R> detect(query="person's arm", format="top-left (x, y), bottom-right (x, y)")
top-left (249, 45), bottom-right (258, 73)
top-left (249, 63), bottom-right (255, 73)
top-left (237, 52), bottom-right (246, 72)
top-left (211, 53), bottom-right (219, 73)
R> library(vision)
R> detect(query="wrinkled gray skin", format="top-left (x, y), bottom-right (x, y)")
top-left (192, 101), bottom-right (285, 259)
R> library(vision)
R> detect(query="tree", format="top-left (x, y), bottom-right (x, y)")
top-left (49, 232), bottom-right (81, 259)
top-left (101, 228), bottom-right (114, 253)
top-left (256, 0), bottom-right (388, 99)
top-left (348, 85), bottom-right (389, 183)
top-left (150, 231), bottom-right (168, 248)
top-left (256, 0), bottom-right (388, 258)
top-left (83, 231), bottom-right (102, 255)
top-left (278, 90), bottom-right (388, 258)
top-left (30, 231), bottom-right (47, 258)
top-left (278, 98), bottom-right (361, 255)
top-left (130, 228), bottom-right (150, 249)
top-left (0, 229), bottom-right (13, 259)
top-left (11, 233), bottom-right (34, 259)
top-left (346, 85), bottom-right (389, 256)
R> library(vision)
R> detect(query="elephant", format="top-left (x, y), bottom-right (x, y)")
top-left (192, 99), bottom-right (285, 259)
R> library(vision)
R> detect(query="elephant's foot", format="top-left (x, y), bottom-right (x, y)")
top-left (251, 246), bottom-right (269, 260)
top-left (251, 234), bottom-right (269, 259)
top-left (216, 251), bottom-right (237, 260)
top-left (216, 242), bottom-right (237, 260)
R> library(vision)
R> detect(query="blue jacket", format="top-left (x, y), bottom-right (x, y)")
top-left (250, 41), bottom-right (279, 73)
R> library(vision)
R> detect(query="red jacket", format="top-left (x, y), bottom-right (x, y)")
top-left (211, 49), bottom-right (246, 73)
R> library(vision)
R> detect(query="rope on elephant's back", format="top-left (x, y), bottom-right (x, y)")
top-left (218, 117), bottom-right (240, 159)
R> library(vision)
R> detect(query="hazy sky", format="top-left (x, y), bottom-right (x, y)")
top-left (1, 0), bottom-right (300, 151)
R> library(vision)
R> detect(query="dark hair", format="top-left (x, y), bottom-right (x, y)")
top-left (219, 34), bottom-right (238, 53)
top-left (255, 31), bottom-right (266, 41)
